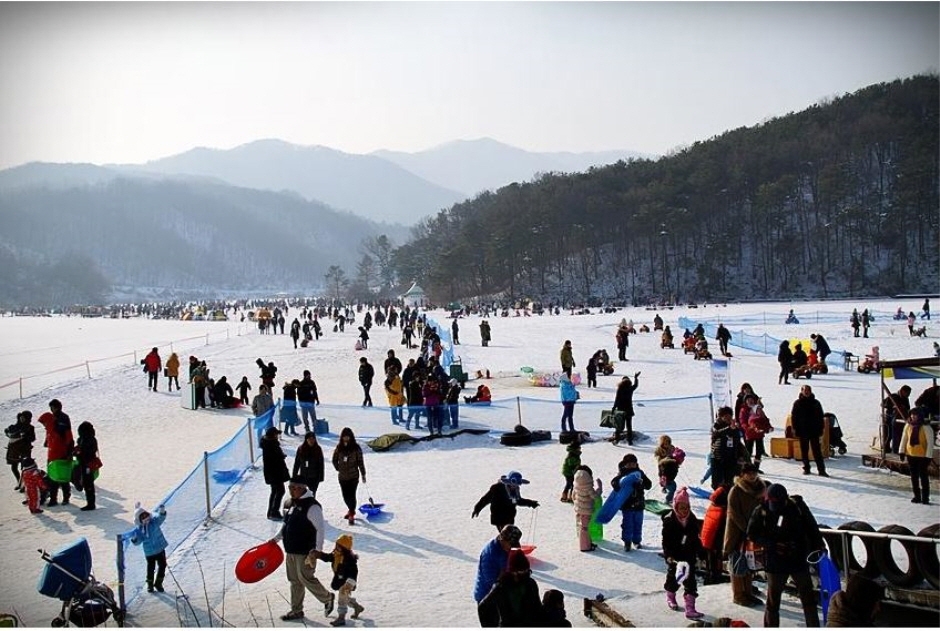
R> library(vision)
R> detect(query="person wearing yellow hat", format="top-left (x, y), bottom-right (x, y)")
top-left (315, 534), bottom-right (364, 626)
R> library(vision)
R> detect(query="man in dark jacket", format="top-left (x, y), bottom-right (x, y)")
top-left (270, 477), bottom-right (334, 621)
top-left (791, 385), bottom-right (828, 476)
top-left (810, 333), bottom-right (831, 365)
top-left (358, 358), bottom-right (374, 407)
top-left (710, 406), bottom-right (745, 489)
top-left (296, 370), bottom-right (321, 433)
top-left (716, 324), bottom-right (732, 357)
top-left (472, 471), bottom-right (540, 532)
top-left (613, 373), bottom-right (641, 445)
top-left (881, 385), bottom-right (911, 454)
top-left (383, 349), bottom-right (402, 377)
top-left (746, 483), bottom-right (824, 628)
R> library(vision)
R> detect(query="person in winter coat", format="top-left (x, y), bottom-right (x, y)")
top-left (281, 381), bottom-right (301, 436)
top-left (826, 574), bottom-right (884, 627)
top-left (473, 524), bottom-right (522, 619)
top-left (191, 359), bottom-right (209, 408)
top-left (560, 442), bottom-right (581, 503)
top-left (19, 457), bottom-right (49, 514)
top-left (143, 347), bottom-right (162, 392)
top-left (710, 406), bottom-right (746, 490)
top-left (791, 385), bottom-right (828, 476)
top-left (739, 395), bottom-right (773, 470)
top-left (332, 427), bottom-right (366, 526)
top-left (478, 548), bottom-right (544, 627)
top-left (661, 487), bottom-right (705, 619)
top-left (716, 324), bottom-right (732, 357)
top-left (251, 384), bottom-right (275, 419)
top-left (384, 368), bottom-right (405, 426)
top-left (270, 477), bottom-right (335, 621)
top-left (654, 435), bottom-right (683, 504)
top-left (297, 370), bottom-right (321, 433)
top-left (559, 340), bottom-right (575, 377)
top-left (899, 407), bottom-right (935, 504)
top-left (810, 333), bottom-right (831, 365)
top-left (612, 372), bottom-right (641, 444)
top-left (733, 383), bottom-right (759, 424)
top-left (572, 465), bottom-right (602, 552)
top-left (165, 352), bottom-right (181, 391)
top-left (422, 376), bottom-right (445, 436)
top-left (585, 355), bottom-right (598, 388)
top-left (699, 484), bottom-right (729, 585)
top-left (541, 589), bottom-right (572, 627)
top-left (723, 463), bottom-right (766, 607)
top-left (558, 373), bottom-right (579, 433)
top-left (473, 470), bottom-right (540, 532)
top-left (746, 483), bottom-right (825, 628)
top-left (212, 376), bottom-right (238, 408)
top-left (850, 309), bottom-right (861, 337)
top-left (611, 453), bottom-right (653, 551)
top-left (6, 410), bottom-right (36, 491)
top-left (777, 341), bottom-right (793, 385)
top-left (235, 376), bottom-right (252, 406)
top-left (479, 319), bottom-right (492, 347)
top-left (290, 318), bottom-right (301, 348)
top-left (445, 378), bottom-right (462, 428)
top-left (256, 358), bottom-right (278, 391)
top-left (261, 427), bottom-right (291, 520)
top-left (130, 503), bottom-right (169, 592)
top-left (405, 373), bottom-right (424, 430)
top-left (861, 308), bottom-right (871, 337)
top-left (358, 358), bottom-right (374, 407)
top-left (293, 431), bottom-right (325, 498)
top-left (74, 421), bottom-right (100, 511)
top-left (315, 534), bottom-right (365, 626)
top-left (39, 399), bottom-right (73, 506)
top-left (616, 325), bottom-right (630, 361)
top-left (882, 385), bottom-right (912, 454)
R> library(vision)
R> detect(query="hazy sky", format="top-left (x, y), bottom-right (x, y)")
top-left (0, 1), bottom-right (936, 169)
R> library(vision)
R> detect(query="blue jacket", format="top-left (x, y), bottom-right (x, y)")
top-left (559, 379), bottom-right (578, 403)
top-left (130, 509), bottom-right (168, 557)
top-left (473, 537), bottom-right (509, 603)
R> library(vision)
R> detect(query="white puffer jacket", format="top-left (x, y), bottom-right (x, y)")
top-left (572, 469), bottom-right (602, 516)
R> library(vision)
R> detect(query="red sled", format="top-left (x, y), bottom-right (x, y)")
top-left (235, 541), bottom-right (284, 584)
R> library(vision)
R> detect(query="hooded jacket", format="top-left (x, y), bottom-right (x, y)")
top-left (130, 505), bottom-right (168, 557)
top-left (723, 475), bottom-right (768, 554)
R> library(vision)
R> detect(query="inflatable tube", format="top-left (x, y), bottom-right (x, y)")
top-left (873, 524), bottom-right (921, 587)
top-left (47, 459), bottom-right (74, 484)
top-left (500, 433), bottom-right (533, 447)
top-left (838, 521), bottom-right (879, 578)
top-left (915, 524), bottom-right (940, 590)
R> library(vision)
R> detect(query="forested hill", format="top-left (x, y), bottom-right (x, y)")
top-left (393, 75), bottom-right (939, 305)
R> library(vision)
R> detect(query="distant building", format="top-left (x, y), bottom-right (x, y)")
top-left (401, 282), bottom-right (427, 308)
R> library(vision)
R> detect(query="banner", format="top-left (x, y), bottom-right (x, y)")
top-left (710, 358), bottom-right (732, 410)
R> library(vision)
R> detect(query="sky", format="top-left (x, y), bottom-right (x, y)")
top-left (1, 299), bottom-right (937, 626)
top-left (0, 1), bottom-right (937, 170)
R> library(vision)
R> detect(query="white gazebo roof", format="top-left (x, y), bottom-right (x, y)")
top-left (403, 282), bottom-right (425, 296)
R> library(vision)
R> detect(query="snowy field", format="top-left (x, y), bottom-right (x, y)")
top-left (0, 299), bottom-right (937, 628)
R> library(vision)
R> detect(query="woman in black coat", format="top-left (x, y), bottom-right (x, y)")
top-left (292, 432), bottom-right (324, 498)
top-left (74, 421), bottom-right (100, 511)
top-left (777, 341), bottom-right (793, 385)
top-left (260, 427), bottom-right (290, 520)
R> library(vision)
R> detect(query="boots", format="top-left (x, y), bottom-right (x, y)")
top-left (330, 615), bottom-right (346, 627)
top-left (560, 490), bottom-right (572, 503)
top-left (732, 575), bottom-right (762, 607)
top-left (146, 579), bottom-right (154, 593)
top-left (351, 603), bottom-right (364, 619)
top-left (684, 594), bottom-right (703, 620)
top-left (666, 591), bottom-right (680, 611)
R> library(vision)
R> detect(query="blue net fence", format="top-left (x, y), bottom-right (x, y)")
top-left (425, 316), bottom-right (455, 370)
top-left (677, 315), bottom-right (852, 371)
top-left (115, 391), bottom-right (714, 616)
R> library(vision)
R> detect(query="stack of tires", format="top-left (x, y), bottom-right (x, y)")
top-left (819, 521), bottom-right (939, 589)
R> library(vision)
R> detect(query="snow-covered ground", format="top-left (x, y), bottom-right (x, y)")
top-left (0, 299), bottom-right (937, 628)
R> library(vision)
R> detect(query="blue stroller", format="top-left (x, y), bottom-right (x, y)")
top-left (37, 538), bottom-right (123, 627)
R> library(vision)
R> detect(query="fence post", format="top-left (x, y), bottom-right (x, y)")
top-left (516, 397), bottom-right (523, 425)
top-left (86, 361), bottom-right (91, 379)
top-left (19, 377), bottom-right (23, 399)
top-left (170, 342), bottom-right (174, 353)
top-left (133, 351), bottom-right (137, 365)
top-left (205, 333), bottom-right (209, 346)
top-left (708, 392), bottom-right (715, 423)
top-left (116, 534), bottom-right (126, 621)
top-left (247, 418), bottom-right (255, 464)
top-left (203, 451), bottom-right (211, 519)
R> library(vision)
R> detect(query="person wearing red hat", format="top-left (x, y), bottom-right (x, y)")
top-left (477, 547), bottom-right (544, 627)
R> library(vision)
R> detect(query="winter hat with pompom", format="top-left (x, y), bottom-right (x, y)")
top-left (673, 486), bottom-right (690, 510)
top-left (336, 534), bottom-right (353, 550)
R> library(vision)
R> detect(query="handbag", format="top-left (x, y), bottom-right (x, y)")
top-left (600, 409), bottom-right (623, 429)
top-left (744, 540), bottom-right (765, 571)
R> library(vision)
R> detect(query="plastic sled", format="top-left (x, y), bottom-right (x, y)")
top-left (595, 473), bottom-right (640, 524)
top-left (519, 544), bottom-right (537, 555)
top-left (817, 552), bottom-right (841, 624)
top-left (235, 541), bottom-right (284, 584)
top-left (47, 459), bottom-right (74, 484)
top-left (589, 496), bottom-right (604, 543)
top-left (644, 499), bottom-right (673, 516)
top-left (358, 503), bottom-right (386, 517)
top-left (212, 469), bottom-right (242, 484)
top-left (688, 486), bottom-right (712, 499)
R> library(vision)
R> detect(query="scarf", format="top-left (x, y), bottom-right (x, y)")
top-left (909, 419), bottom-right (922, 446)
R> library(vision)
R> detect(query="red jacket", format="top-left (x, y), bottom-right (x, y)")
top-left (700, 486), bottom-right (728, 551)
top-left (144, 351), bottom-right (162, 372)
top-left (741, 407), bottom-right (773, 441)
top-left (38, 412), bottom-right (74, 461)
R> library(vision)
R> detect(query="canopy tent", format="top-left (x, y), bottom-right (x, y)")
top-left (878, 357), bottom-right (939, 460)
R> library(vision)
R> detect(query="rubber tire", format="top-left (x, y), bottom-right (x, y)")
top-left (915, 524), bottom-right (940, 590)
top-left (873, 524), bottom-right (922, 587)
top-left (838, 520), bottom-right (879, 578)
top-left (819, 525), bottom-right (846, 572)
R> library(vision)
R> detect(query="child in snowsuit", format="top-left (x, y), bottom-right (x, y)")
top-left (653, 435), bottom-right (684, 504)
top-left (6, 410), bottom-right (36, 491)
top-left (130, 503), bottom-right (169, 593)
top-left (315, 534), bottom-right (364, 626)
top-left (585, 356), bottom-right (598, 388)
top-left (661, 487), bottom-right (704, 619)
top-left (236, 377), bottom-right (252, 406)
top-left (611, 454), bottom-right (652, 551)
top-left (572, 465), bottom-right (602, 552)
top-left (20, 457), bottom-right (49, 514)
top-left (560, 441), bottom-right (581, 503)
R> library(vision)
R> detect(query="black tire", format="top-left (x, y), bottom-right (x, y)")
top-left (873, 524), bottom-right (922, 587)
top-left (819, 525), bottom-right (846, 572)
top-left (838, 520), bottom-right (879, 577)
top-left (915, 524), bottom-right (940, 590)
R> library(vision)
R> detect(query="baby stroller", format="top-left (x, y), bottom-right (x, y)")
top-left (38, 538), bottom-right (123, 627)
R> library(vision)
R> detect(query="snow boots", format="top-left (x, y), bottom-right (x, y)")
top-left (666, 591), bottom-right (680, 611)
top-left (560, 490), bottom-right (572, 503)
top-left (732, 575), bottom-right (763, 607)
top-left (684, 594), bottom-right (703, 620)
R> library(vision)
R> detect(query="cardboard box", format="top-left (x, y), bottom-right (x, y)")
top-left (770, 437), bottom-right (793, 459)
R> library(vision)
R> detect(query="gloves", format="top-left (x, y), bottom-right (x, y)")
top-left (157, 505), bottom-right (166, 515)
top-left (471, 510), bottom-right (479, 519)
top-left (634, 371), bottom-right (641, 378)
top-left (362, 475), bottom-right (367, 483)
top-left (675, 561), bottom-right (690, 583)
top-left (304, 553), bottom-right (317, 568)
top-left (531, 501), bottom-right (540, 509)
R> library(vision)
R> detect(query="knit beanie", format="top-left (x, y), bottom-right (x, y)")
top-left (673, 486), bottom-right (690, 510)
top-left (336, 534), bottom-right (353, 550)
